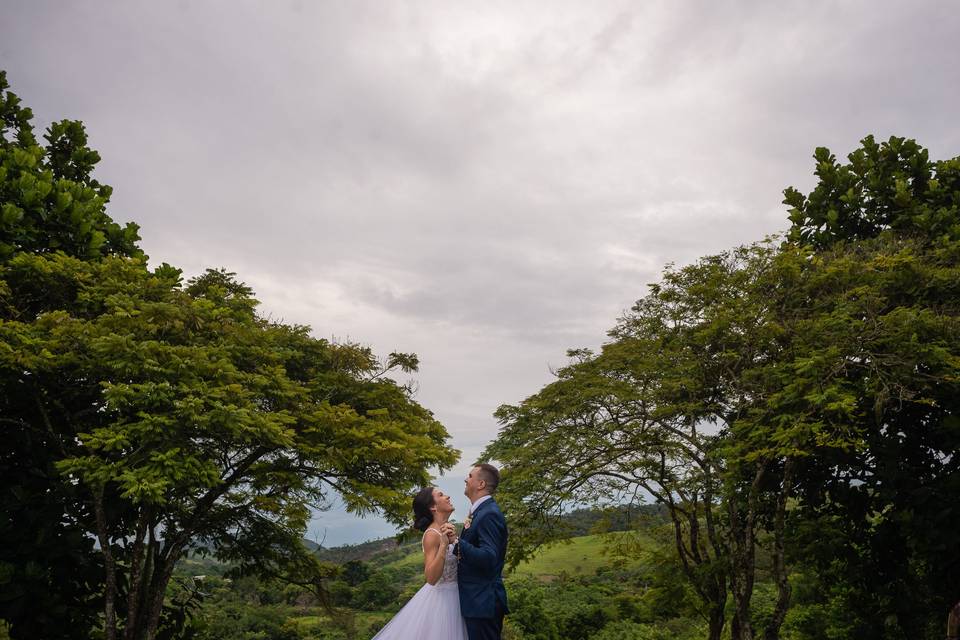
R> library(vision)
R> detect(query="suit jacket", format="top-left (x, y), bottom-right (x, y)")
top-left (457, 497), bottom-right (509, 619)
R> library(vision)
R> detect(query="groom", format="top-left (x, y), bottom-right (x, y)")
top-left (450, 463), bottom-right (509, 640)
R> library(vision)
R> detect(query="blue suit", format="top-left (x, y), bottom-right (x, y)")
top-left (456, 497), bottom-right (509, 640)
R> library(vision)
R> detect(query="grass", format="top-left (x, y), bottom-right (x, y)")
top-left (288, 531), bottom-right (660, 636)
top-left (509, 532), bottom-right (654, 580)
top-left (381, 543), bottom-right (424, 571)
top-left (385, 531), bottom-right (656, 580)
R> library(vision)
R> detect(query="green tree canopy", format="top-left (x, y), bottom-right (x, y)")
top-left (0, 72), bottom-right (141, 261)
top-left (779, 140), bottom-right (960, 637)
top-left (488, 136), bottom-right (960, 640)
top-left (785, 134), bottom-right (960, 249)
top-left (0, 70), bottom-right (459, 640)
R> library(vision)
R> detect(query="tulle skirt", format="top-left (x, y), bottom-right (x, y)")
top-left (371, 581), bottom-right (468, 640)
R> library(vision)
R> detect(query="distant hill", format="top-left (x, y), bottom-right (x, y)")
top-left (559, 504), bottom-right (666, 536)
top-left (376, 530), bottom-right (656, 582)
top-left (313, 535), bottom-right (406, 564)
top-left (172, 505), bottom-right (666, 572)
top-left (510, 531), bottom-right (652, 580)
top-left (310, 504), bottom-right (665, 565)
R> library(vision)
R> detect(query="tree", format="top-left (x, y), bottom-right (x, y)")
top-left (489, 135), bottom-right (960, 639)
top-left (341, 560), bottom-right (370, 587)
top-left (505, 580), bottom-right (560, 640)
top-left (1, 67), bottom-right (143, 639)
top-left (779, 137), bottom-right (960, 637)
top-left (0, 71), bottom-right (460, 639)
top-left (487, 240), bottom-right (811, 640)
top-left (0, 73), bottom-right (141, 261)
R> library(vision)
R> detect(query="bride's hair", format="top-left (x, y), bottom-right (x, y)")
top-left (412, 487), bottom-right (436, 532)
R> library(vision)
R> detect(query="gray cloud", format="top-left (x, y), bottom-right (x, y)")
top-left (3, 0), bottom-right (958, 544)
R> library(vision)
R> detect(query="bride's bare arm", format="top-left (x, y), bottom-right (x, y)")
top-left (422, 530), bottom-right (447, 585)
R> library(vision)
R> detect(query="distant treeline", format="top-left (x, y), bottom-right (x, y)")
top-left (553, 505), bottom-right (667, 537)
top-left (313, 504), bottom-right (666, 565)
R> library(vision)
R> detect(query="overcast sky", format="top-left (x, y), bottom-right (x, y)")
top-left (3, 0), bottom-right (958, 546)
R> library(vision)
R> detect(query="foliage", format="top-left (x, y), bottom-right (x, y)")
top-left (351, 569), bottom-right (404, 611)
top-left (785, 135), bottom-right (960, 249)
top-left (340, 561), bottom-right (370, 587)
top-left (498, 580), bottom-right (559, 640)
top-left (0, 67), bottom-right (137, 640)
top-left (487, 135), bottom-right (960, 640)
top-left (780, 138), bottom-right (960, 636)
top-left (0, 71), bottom-right (459, 639)
top-left (592, 619), bottom-right (705, 640)
top-left (0, 71), bottom-right (141, 261)
top-left (186, 576), bottom-right (307, 640)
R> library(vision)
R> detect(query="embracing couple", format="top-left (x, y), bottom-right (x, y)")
top-left (372, 463), bottom-right (509, 640)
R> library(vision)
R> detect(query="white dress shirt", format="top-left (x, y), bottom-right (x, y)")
top-left (469, 494), bottom-right (492, 515)
top-left (456, 496), bottom-right (493, 547)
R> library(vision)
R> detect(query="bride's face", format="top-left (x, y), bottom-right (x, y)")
top-left (432, 488), bottom-right (455, 516)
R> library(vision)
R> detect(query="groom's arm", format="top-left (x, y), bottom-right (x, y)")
top-left (458, 513), bottom-right (505, 573)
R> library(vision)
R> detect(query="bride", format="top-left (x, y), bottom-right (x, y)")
top-left (370, 486), bottom-right (468, 639)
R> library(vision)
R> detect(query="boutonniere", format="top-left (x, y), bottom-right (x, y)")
top-left (464, 514), bottom-right (473, 530)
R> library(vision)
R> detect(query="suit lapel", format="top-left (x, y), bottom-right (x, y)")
top-left (465, 498), bottom-right (495, 540)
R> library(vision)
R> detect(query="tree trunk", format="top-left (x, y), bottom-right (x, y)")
top-left (707, 603), bottom-right (725, 640)
top-left (702, 460), bottom-right (728, 640)
top-left (946, 600), bottom-right (960, 639)
top-left (727, 461), bottom-right (765, 640)
top-left (729, 547), bottom-right (755, 640)
top-left (136, 525), bottom-right (158, 640)
top-left (123, 507), bottom-right (152, 640)
top-left (142, 544), bottom-right (184, 640)
top-left (93, 489), bottom-right (118, 640)
top-left (763, 457), bottom-right (795, 640)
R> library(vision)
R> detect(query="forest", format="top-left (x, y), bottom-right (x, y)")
top-left (1, 66), bottom-right (959, 640)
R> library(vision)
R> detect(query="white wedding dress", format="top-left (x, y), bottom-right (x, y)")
top-left (371, 528), bottom-right (468, 640)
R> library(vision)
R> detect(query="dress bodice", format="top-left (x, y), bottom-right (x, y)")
top-left (424, 529), bottom-right (458, 586)
top-left (438, 541), bottom-right (458, 585)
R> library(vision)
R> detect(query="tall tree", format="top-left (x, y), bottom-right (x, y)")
top-left (780, 137), bottom-right (960, 637)
top-left (489, 135), bottom-right (960, 640)
top-left (487, 242), bottom-right (796, 640)
top-left (0, 71), bottom-right (460, 640)
top-left (1, 67), bottom-right (142, 639)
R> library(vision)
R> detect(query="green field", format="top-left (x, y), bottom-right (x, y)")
top-left (510, 532), bottom-right (653, 580)
top-left (381, 544), bottom-right (426, 571)
top-left (281, 531), bottom-right (659, 638)
top-left (383, 531), bottom-right (654, 580)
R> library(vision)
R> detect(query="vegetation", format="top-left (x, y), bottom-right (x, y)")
top-left (164, 513), bottom-right (707, 640)
top-left (0, 70), bottom-right (458, 640)
top-left (3, 64), bottom-right (960, 640)
top-left (487, 135), bottom-right (960, 639)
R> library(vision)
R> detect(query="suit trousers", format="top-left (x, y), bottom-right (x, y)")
top-left (464, 602), bottom-right (505, 640)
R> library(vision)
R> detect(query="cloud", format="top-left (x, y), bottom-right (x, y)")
top-left (3, 0), bottom-right (958, 543)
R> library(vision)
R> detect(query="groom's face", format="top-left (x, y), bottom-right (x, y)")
top-left (464, 466), bottom-right (485, 500)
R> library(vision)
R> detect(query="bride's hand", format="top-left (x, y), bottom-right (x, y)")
top-left (440, 522), bottom-right (457, 543)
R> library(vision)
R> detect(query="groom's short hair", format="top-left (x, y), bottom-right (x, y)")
top-left (474, 463), bottom-right (500, 494)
